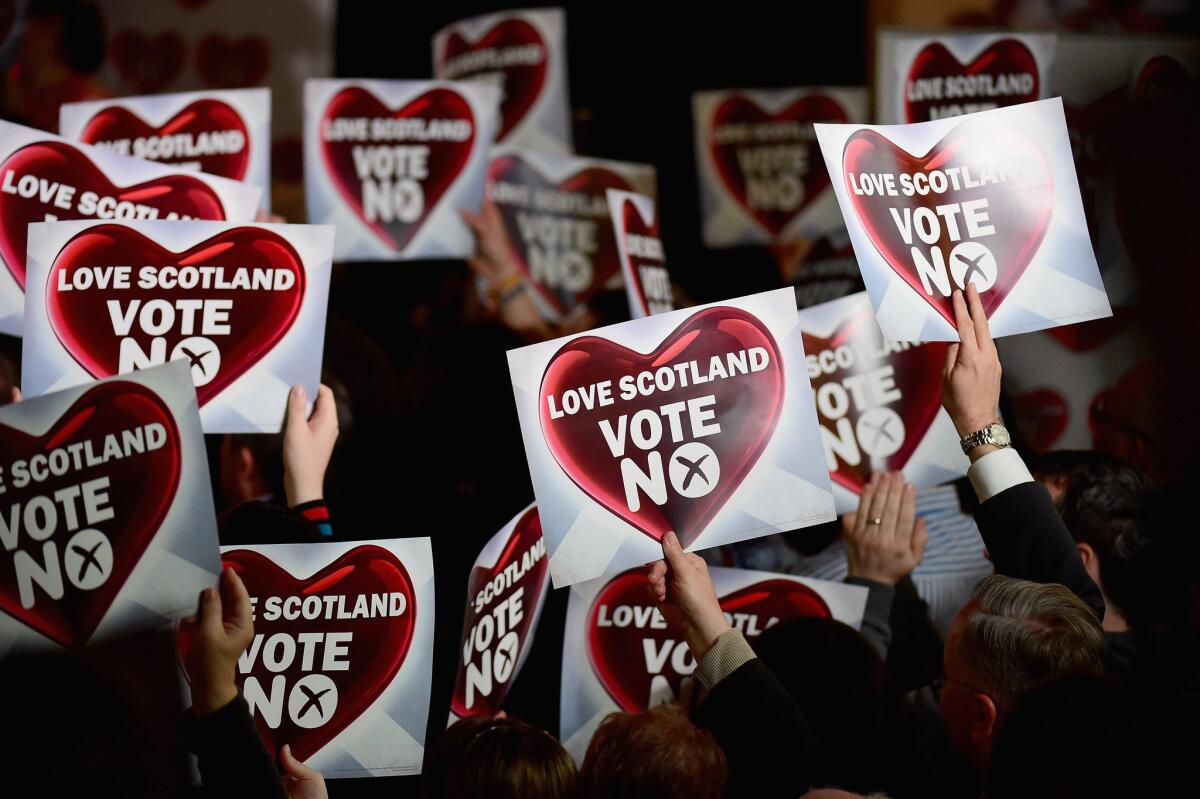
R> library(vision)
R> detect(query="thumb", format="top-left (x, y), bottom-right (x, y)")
top-left (912, 518), bottom-right (929, 563)
top-left (197, 586), bottom-right (222, 636)
top-left (280, 744), bottom-right (321, 780)
top-left (286, 385), bottom-right (307, 428)
top-left (661, 531), bottom-right (688, 570)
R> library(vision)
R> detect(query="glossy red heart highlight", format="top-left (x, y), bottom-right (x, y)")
top-left (490, 153), bottom-right (633, 316)
top-left (78, 99), bottom-right (251, 181)
top-left (802, 307), bottom-right (948, 494)
top-left (904, 38), bottom-right (1040, 122)
top-left (842, 124), bottom-right (1054, 326)
top-left (320, 86), bottom-right (475, 253)
top-left (0, 141), bottom-right (227, 289)
top-left (451, 506), bottom-right (549, 718)
top-left (441, 18), bottom-right (547, 141)
top-left (192, 546), bottom-right (417, 762)
top-left (709, 94), bottom-right (848, 235)
top-left (46, 224), bottom-right (305, 407)
top-left (539, 306), bottom-right (783, 548)
top-left (0, 380), bottom-right (181, 647)
top-left (620, 198), bottom-right (670, 316)
top-left (586, 568), bottom-right (831, 711)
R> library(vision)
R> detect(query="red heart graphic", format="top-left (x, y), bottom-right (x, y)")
top-left (842, 124), bottom-right (1054, 326)
top-left (1134, 54), bottom-right (1199, 107)
top-left (195, 34), bottom-right (270, 88)
top-left (709, 95), bottom-right (848, 236)
top-left (441, 18), bottom-right (547, 142)
top-left (1012, 388), bottom-right (1068, 452)
top-left (0, 141), bottom-right (228, 289)
top-left (0, 380), bottom-right (181, 647)
top-left (490, 154), bottom-right (633, 316)
top-left (320, 86), bottom-right (476, 253)
top-left (802, 307), bottom-right (948, 494)
top-left (620, 198), bottom-right (671, 316)
top-left (586, 568), bottom-right (830, 711)
top-left (111, 30), bottom-right (185, 94)
top-left (46, 225), bottom-right (305, 407)
top-left (78, 99), bottom-right (251, 182)
top-left (451, 506), bottom-right (549, 718)
top-left (904, 38), bottom-right (1040, 122)
top-left (539, 306), bottom-right (783, 548)
top-left (192, 546), bottom-right (417, 762)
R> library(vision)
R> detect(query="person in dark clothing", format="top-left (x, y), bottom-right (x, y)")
top-left (423, 715), bottom-right (577, 799)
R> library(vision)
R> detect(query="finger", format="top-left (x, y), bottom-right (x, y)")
top-left (879, 473), bottom-right (905, 539)
top-left (197, 586), bottom-right (222, 635)
top-left (10, 386), bottom-right (20, 403)
top-left (220, 568), bottom-right (252, 629)
top-left (465, 256), bottom-right (493, 279)
top-left (661, 531), bottom-right (688, 571)
top-left (309, 384), bottom-right (338, 431)
top-left (897, 483), bottom-right (918, 548)
top-left (966, 283), bottom-right (994, 355)
top-left (460, 207), bottom-right (483, 233)
top-left (912, 517), bottom-right (929, 563)
top-left (943, 342), bottom-right (959, 376)
top-left (280, 744), bottom-right (321, 780)
top-left (863, 473), bottom-right (890, 533)
top-left (285, 385), bottom-right (306, 427)
top-left (841, 511), bottom-right (858, 538)
top-left (951, 289), bottom-right (977, 354)
top-left (854, 475), bottom-right (879, 536)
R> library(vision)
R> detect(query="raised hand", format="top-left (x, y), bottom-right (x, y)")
top-left (844, 472), bottom-right (928, 586)
top-left (940, 283), bottom-right (1002, 448)
top-left (646, 532), bottom-right (731, 658)
top-left (282, 384), bottom-right (339, 506)
top-left (178, 568), bottom-right (254, 717)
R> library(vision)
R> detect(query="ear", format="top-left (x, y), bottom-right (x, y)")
top-left (235, 444), bottom-right (256, 479)
top-left (1076, 542), bottom-right (1102, 585)
top-left (970, 690), bottom-right (999, 743)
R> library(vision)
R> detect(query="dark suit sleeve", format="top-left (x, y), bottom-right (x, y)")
top-left (974, 481), bottom-right (1105, 619)
top-left (186, 696), bottom-right (287, 799)
top-left (694, 658), bottom-right (823, 797)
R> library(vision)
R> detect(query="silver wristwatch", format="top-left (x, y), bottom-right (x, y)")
top-left (959, 422), bottom-right (1012, 455)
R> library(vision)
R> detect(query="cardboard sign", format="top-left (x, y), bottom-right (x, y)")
top-left (693, 87), bottom-right (867, 248)
top-left (449, 503), bottom-right (550, 723)
top-left (60, 87), bottom-right (272, 213)
top-left (22, 221), bottom-right (334, 433)
top-left (433, 7), bottom-right (572, 154)
top-left (0, 120), bottom-right (262, 336)
top-left (875, 30), bottom-right (1056, 124)
top-left (304, 79), bottom-right (500, 261)
top-left (189, 539), bottom-right (435, 778)
top-left (606, 189), bottom-right (673, 319)
top-left (815, 98), bottom-right (1112, 342)
top-left (489, 148), bottom-right (656, 321)
top-left (560, 565), bottom-right (867, 761)
top-left (0, 361), bottom-right (218, 657)
top-left (797, 292), bottom-right (967, 513)
top-left (507, 288), bottom-right (836, 588)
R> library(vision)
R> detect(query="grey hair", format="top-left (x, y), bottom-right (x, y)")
top-left (959, 574), bottom-right (1107, 710)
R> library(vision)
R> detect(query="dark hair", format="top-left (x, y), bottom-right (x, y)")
top-left (1044, 456), bottom-right (1161, 625)
top-left (580, 704), bottom-right (726, 799)
top-left (27, 0), bottom-right (105, 73)
top-left (1028, 449), bottom-right (1126, 508)
top-left (423, 716), bottom-right (577, 799)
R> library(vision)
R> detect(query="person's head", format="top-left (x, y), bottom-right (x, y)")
top-left (1029, 449), bottom-right (1125, 508)
top-left (753, 617), bottom-right (896, 792)
top-left (217, 433), bottom-right (283, 507)
top-left (422, 715), bottom-right (576, 799)
top-left (21, 0), bottom-right (104, 73)
top-left (941, 575), bottom-right (1106, 774)
top-left (579, 704), bottom-right (727, 799)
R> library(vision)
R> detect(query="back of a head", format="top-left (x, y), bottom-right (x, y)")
top-left (957, 575), bottom-right (1107, 713)
top-left (423, 716), bottom-right (577, 799)
top-left (1057, 463), bottom-right (1177, 628)
top-left (579, 704), bottom-right (727, 799)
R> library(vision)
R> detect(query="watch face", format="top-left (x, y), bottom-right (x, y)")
top-left (990, 424), bottom-right (1011, 447)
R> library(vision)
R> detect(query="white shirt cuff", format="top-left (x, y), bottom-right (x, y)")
top-left (967, 448), bottom-right (1034, 502)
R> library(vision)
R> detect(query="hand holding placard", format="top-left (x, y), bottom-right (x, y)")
top-left (282, 384), bottom-right (339, 507)
top-left (179, 568), bottom-right (254, 718)
top-left (941, 285), bottom-right (1003, 447)
top-left (645, 532), bottom-right (731, 659)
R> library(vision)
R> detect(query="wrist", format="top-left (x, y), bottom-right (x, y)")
top-left (285, 475), bottom-right (323, 507)
top-left (953, 412), bottom-right (998, 438)
top-left (192, 677), bottom-right (238, 718)
top-left (687, 612), bottom-right (733, 659)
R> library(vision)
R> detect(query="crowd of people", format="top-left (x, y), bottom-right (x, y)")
top-left (0, 2), bottom-right (1197, 798)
